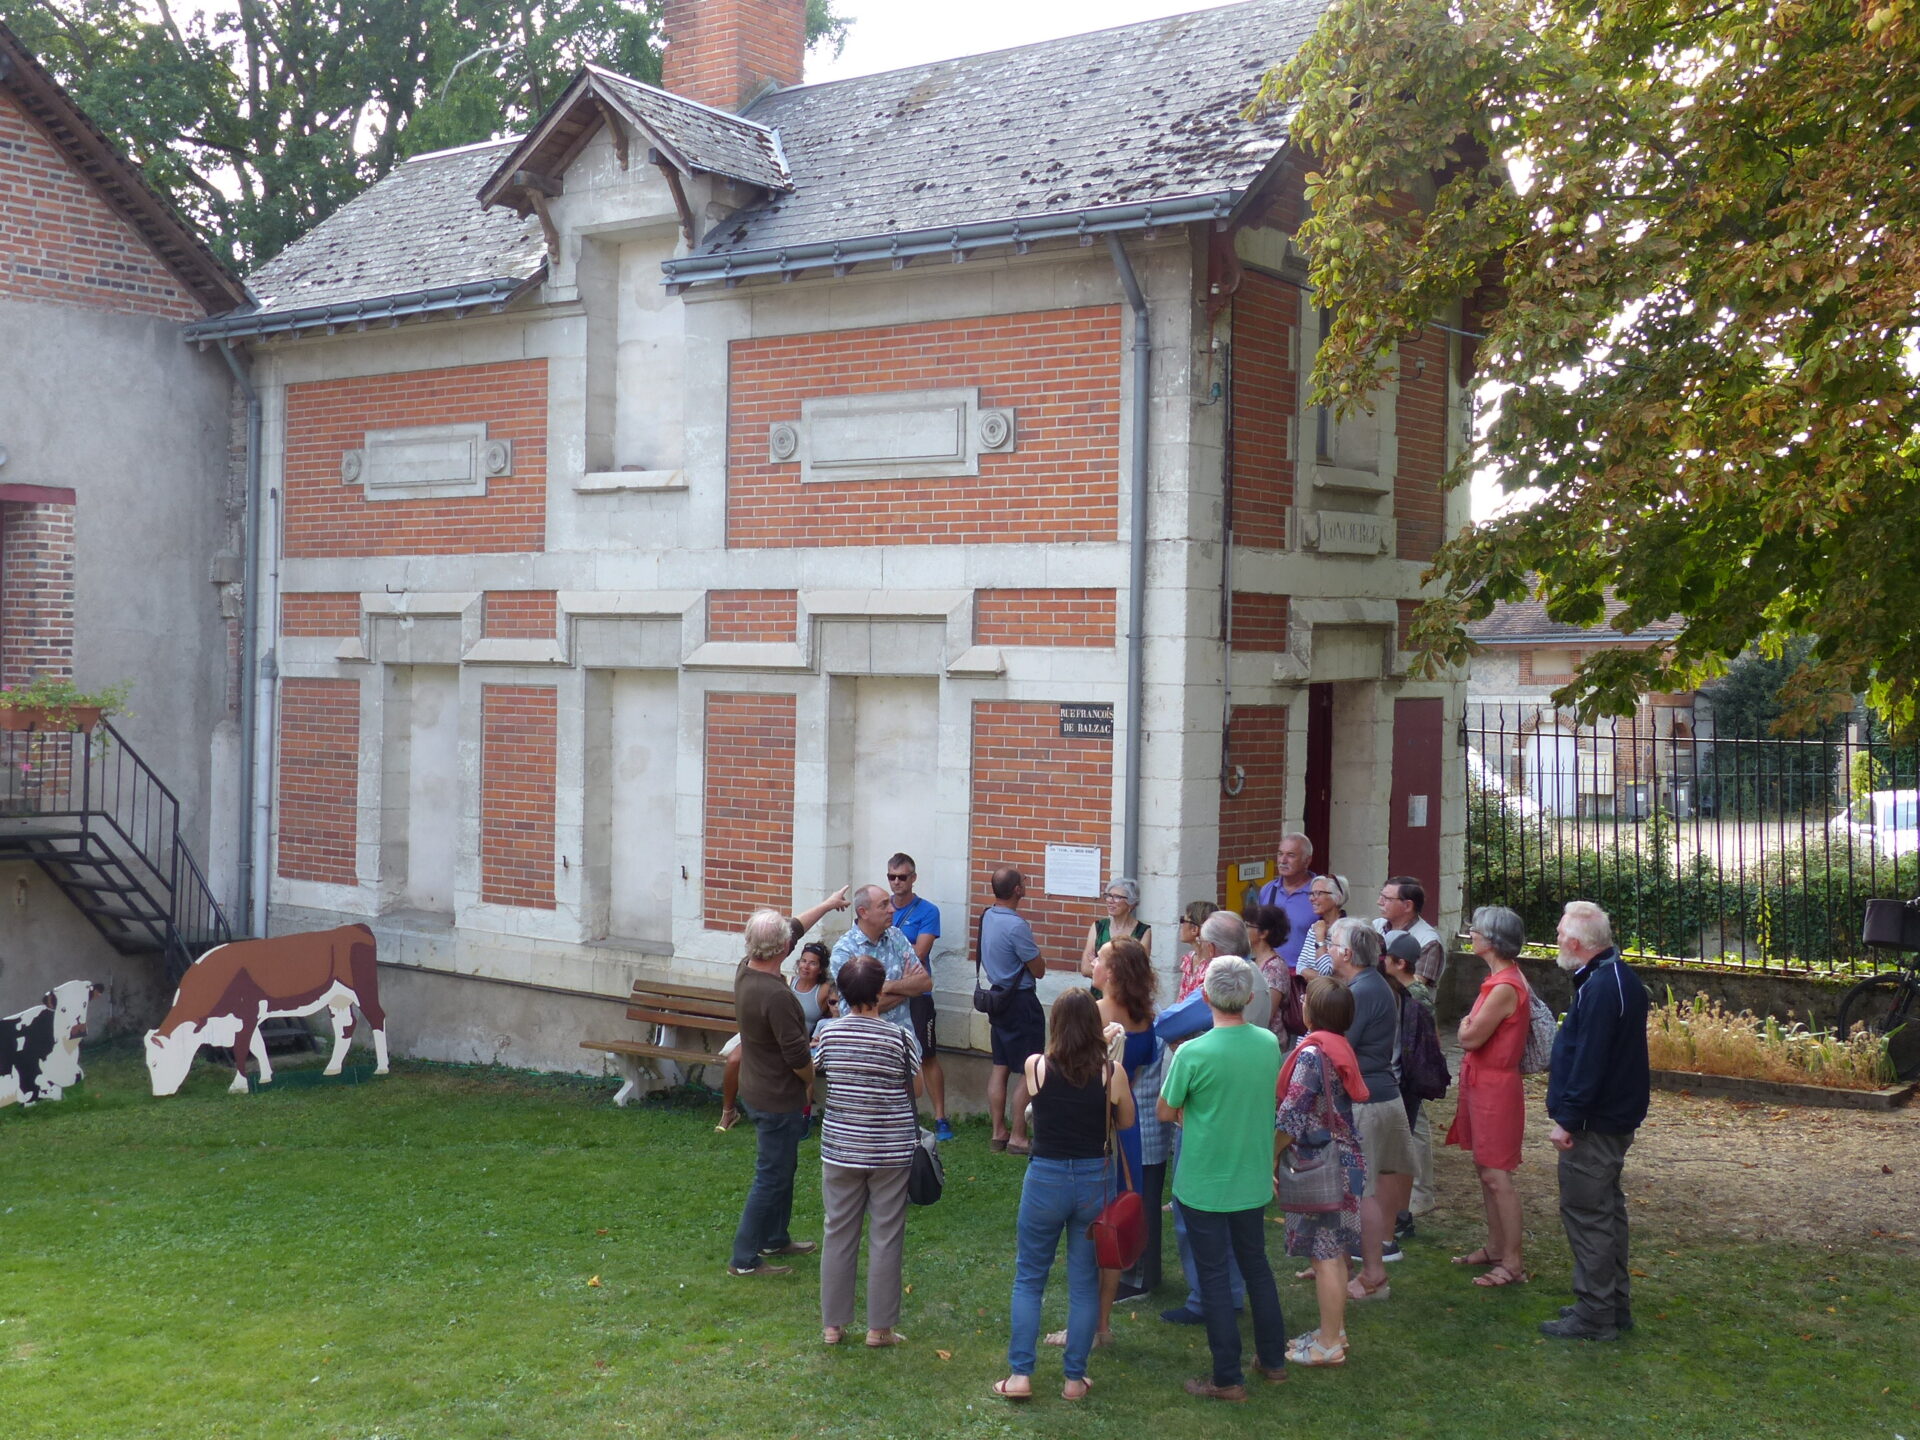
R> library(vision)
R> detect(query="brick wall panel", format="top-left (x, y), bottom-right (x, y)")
top-left (708, 590), bottom-right (798, 643)
top-left (1218, 703), bottom-right (1288, 898)
top-left (277, 678), bottom-right (360, 885)
top-left (0, 92), bottom-right (201, 319)
top-left (973, 589), bottom-right (1116, 647)
top-left (703, 692), bottom-right (796, 928)
top-left (1396, 327), bottom-right (1450, 562)
top-left (968, 701), bottom-right (1114, 969)
top-left (1232, 272), bottom-right (1297, 549)
top-left (283, 360), bottom-right (547, 558)
top-left (280, 592), bottom-right (362, 638)
top-left (0, 502), bottom-right (75, 687)
top-left (1229, 592), bottom-right (1290, 653)
top-left (480, 684), bottom-right (557, 908)
top-left (727, 309), bottom-right (1120, 549)
top-left (483, 590), bottom-right (559, 639)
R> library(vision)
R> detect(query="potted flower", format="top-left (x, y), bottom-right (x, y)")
top-left (0, 676), bottom-right (131, 733)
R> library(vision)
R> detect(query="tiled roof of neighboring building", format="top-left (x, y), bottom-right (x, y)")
top-left (589, 66), bottom-right (790, 191)
top-left (230, 138), bottom-right (546, 328)
top-left (700, 0), bottom-right (1315, 261)
top-left (1468, 593), bottom-right (1685, 644)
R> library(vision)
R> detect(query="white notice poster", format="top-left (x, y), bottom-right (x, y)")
top-left (1044, 844), bottom-right (1103, 899)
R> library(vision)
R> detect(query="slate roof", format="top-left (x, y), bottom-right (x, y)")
top-left (588, 66), bottom-right (790, 191)
top-left (1468, 594), bottom-right (1684, 645)
top-left (228, 138), bottom-right (546, 325)
top-left (705, 0), bottom-right (1317, 262)
top-left (196, 0), bottom-right (1325, 334)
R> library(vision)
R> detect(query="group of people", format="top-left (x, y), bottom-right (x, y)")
top-left (722, 831), bottom-right (1651, 1403)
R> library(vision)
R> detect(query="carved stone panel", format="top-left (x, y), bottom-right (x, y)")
top-left (341, 422), bottom-right (511, 501)
top-left (770, 388), bottom-right (1017, 483)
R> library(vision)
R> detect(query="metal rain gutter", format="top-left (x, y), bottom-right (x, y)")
top-left (182, 275), bottom-right (536, 344)
top-left (1106, 233), bottom-right (1151, 882)
top-left (660, 192), bottom-right (1235, 290)
top-left (215, 341), bottom-right (262, 934)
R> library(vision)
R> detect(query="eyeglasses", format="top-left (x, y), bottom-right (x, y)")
top-left (1105, 892), bottom-right (1129, 901)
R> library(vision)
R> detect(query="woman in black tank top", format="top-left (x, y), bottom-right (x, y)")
top-left (994, 989), bottom-right (1135, 1404)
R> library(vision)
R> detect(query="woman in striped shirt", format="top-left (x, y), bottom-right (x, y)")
top-left (812, 953), bottom-right (922, 1348)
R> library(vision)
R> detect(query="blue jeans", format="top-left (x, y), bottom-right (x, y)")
top-left (730, 1105), bottom-right (809, 1270)
top-left (1172, 1129), bottom-right (1244, 1312)
top-left (1007, 1155), bottom-right (1106, 1381)
top-left (1179, 1202), bottom-right (1287, 1387)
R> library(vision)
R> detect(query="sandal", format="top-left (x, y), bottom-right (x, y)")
top-left (866, 1329), bottom-right (906, 1347)
top-left (1293, 1266), bottom-right (1316, 1281)
top-left (990, 1136), bottom-right (1009, 1153)
top-left (1062, 1377), bottom-right (1092, 1401)
top-left (992, 1377), bottom-right (1032, 1402)
top-left (1005, 1140), bottom-right (1032, 1156)
top-left (1347, 1273), bottom-right (1391, 1303)
top-left (1451, 1248), bottom-right (1497, 1267)
top-left (1286, 1330), bottom-right (1348, 1367)
top-left (1473, 1264), bottom-right (1529, 1287)
top-left (715, 1107), bottom-right (739, 1133)
top-left (822, 1326), bottom-right (844, 1345)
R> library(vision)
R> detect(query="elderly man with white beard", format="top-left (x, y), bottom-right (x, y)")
top-left (1540, 901), bottom-right (1650, 1342)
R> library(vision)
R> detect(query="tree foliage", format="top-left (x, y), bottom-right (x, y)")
top-left (1260, 0), bottom-right (1920, 734)
top-left (9, 0), bottom-right (850, 269)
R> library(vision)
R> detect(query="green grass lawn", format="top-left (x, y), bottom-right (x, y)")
top-left (4, 1043), bottom-right (1917, 1440)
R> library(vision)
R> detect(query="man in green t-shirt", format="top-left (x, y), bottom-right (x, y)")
top-left (1157, 956), bottom-right (1288, 1401)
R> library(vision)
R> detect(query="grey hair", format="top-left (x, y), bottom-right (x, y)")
top-left (1312, 873), bottom-right (1349, 907)
top-left (744, 908), bottom-right (794, 962)
top-left (1560, 900), bottom-right (1614, 950)
top-left (1471, 905), bottom-right (1527, 960)
top-left (1280, 831), bottom-right (1314, 859)
top-left (852, 883), bottom-right (889, 918)
top-left (1329, 915), bottom-right (1380, 968)
top-left (1198, 910), bottom-right (1249, 959)
top-left (1106, 876), bottom-right (1140, 908)
top-left (1202, 955), bottom-right (1258, 1014)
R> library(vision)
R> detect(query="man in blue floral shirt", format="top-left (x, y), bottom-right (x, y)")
top-left (830, 884), bottom-right (930, 1036)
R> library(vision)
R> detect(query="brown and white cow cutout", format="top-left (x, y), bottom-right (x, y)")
top-left (144, 925), bottom-right (389, 1096)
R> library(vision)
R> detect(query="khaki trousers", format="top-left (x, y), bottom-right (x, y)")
top-left (820, 1161), bottom-right (912, 1331)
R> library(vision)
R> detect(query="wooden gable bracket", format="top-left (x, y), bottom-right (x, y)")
top-left (593, 95), bottom-right (630, 170)
top-left (514, 169), bottom-right (562, 256)
top-left (647, 147), bottom-right (698, 248)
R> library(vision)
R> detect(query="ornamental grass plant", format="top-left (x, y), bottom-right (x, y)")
top-left (1648, 989), bottom-right (1896, 1090)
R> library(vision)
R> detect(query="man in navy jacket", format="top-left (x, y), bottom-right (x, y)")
top-left (1541, 901), bottom-right (1649, 1342)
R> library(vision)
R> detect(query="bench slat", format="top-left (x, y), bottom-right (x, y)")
top-left (625, 1007), bottom-right (737, 1033)
top-left (581, 1039), bottom-right (721, 1066)
top-left (627, 991), bottom-right (737, 1021)
top-left (629, 979), bottom-right (738, 1005)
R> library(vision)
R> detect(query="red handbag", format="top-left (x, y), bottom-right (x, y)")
top-left (1087, 1064), bottom-right (1147, 1270)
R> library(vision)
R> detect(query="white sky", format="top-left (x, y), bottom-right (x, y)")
top-left (806, 0), bottom-right (1247, 83)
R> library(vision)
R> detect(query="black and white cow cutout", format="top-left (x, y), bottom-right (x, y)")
top-left (1, 980), bottom-right (103, 1108)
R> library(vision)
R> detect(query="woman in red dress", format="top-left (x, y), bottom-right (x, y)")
top-left (1446, 905), bottom-right (1533, 1287)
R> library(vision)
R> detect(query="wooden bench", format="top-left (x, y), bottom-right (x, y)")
top-left (582, 978), bottom-right (737, 1107)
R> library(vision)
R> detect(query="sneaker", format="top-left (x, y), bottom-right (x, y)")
top-left (1539, 1314), bottom-right (1619, 1342)
top-left (1560, 1304), bottom-right (1634, 1332)
top-left (1160, 1306), bottom-right (1208, 1326)
top-left (1394, 1212), bottom-right (1416, 1240)
top-left (1114, 1281), bottom-right (1153, 1304)
top-left (935, 1118), bottom-right (956, 1143)
top-left (760, 1240), bottom-right (818, 1256)
top-left (1349, 1241), bottom-right (1404, 1264)
top-left (727, 1262), bottom-right (793, 1277)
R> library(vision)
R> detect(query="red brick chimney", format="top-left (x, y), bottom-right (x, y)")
top-left (660, 0), bottom-right (806, 112)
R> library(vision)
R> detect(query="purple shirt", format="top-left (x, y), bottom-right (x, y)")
top-left (1256, 872), bottom-right (1318, 971)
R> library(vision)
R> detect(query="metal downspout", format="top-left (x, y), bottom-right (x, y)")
top-left (217, 341), bottom-right (262, 935)
top-left (1106, 235), bottom-right (1150, 879)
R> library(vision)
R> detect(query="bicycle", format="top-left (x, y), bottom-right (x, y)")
top-left (1839, 899), bottom-right (1920, 1082)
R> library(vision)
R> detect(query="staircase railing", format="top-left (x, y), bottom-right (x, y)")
top-left (0, 718), bottom-right (232, 975)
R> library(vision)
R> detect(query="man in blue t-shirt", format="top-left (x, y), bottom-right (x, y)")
top-left (1254, 832), bottom-right (1318, 971)
top-left (979, 865), bottom-right (1046, 1154)
top-left (887, 850), bottom-right (952, 1142)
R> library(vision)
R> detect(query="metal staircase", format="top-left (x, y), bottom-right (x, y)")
top-left (0, 718), bottom-right (231, 983)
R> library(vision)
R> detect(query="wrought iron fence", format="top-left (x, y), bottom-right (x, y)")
top-left (1463, 701), bottom-right (1920, 974)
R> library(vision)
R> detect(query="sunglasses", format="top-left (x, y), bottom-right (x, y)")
top-left (887, 873), bottom-right (914, 882)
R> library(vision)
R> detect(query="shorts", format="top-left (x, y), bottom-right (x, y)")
top-left (909, 992), bottom-right (939, 1058)
top-left (1352, 1095), bottom-right (1416, 1193)
top-left (989, 988), bottom-right (1045, 1070)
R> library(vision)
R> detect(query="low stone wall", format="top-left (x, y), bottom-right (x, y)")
top-left (1435, 951), bottom-right (1855, 1029)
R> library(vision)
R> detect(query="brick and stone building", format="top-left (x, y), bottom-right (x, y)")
top-left (0, 21), bottom-right (249, 1019)
top-left (190, 0), bottom-right (1471, 1076)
